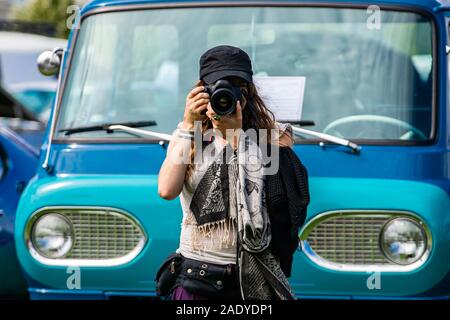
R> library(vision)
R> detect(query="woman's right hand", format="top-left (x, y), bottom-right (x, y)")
top-left (182, 85), bottom-right (209, 130)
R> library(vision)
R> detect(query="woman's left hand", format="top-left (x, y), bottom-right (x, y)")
top-left (206, 100), bottom-right (243, 147)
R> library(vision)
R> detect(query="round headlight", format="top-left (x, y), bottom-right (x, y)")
top-left (380, 217), bottom-right (427, 265)
top-left (31, 213), bottom-right (74, 259)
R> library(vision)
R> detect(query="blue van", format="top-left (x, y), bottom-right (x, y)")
top-left (10, 0), bottom-right (450, 299)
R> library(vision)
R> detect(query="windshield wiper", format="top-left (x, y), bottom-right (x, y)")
top-left (107, 124), bottom-right (172, 141)
top-left (59, 120), bottom-right (157, 136)
top-left (289, 124), bottom-right (361, 153)
top-left (278, 120), bottom-right (315, 126)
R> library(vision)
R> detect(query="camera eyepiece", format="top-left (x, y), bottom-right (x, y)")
top-left (204, 79), bottom-right (242, 116)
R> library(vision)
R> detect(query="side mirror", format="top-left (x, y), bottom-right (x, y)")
top-left (37, 48), bottom-right (64, 76)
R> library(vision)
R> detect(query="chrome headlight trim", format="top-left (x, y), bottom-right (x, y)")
top-left (31, 213), bottom-right (74, 259)
top-left (299, 210), bottom-right (432, 272)
top-left (379, 217), bottom-right (429, 265)
top-left (25, 206), bottom-right (148, 267)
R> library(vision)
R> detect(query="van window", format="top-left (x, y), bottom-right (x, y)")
top-left (56, 7), bottom-right (433, 142)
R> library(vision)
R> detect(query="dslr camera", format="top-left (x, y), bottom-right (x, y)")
top-left (203, 79), bottom-right (242, 116)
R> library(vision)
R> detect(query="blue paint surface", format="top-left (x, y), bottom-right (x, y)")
top-left (0, 128), bottom-right (38, 297)
top-left (14, 175), bottom-right (450, 298)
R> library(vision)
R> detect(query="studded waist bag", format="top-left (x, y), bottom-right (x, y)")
top-left (155, 252), bottom-right (241, 299)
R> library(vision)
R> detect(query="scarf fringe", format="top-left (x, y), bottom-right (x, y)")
top-left (190, 216), bottom-right (237, 252)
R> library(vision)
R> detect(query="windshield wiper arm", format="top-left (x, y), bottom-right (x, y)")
top-left (278, 120), bottom-right (315, 126)
top-left (107, 124), bottom-right (172, 141)
top-left (59, 120), bottom-right (157, 136)
top-left (289, 125), bottom-right (361, 153)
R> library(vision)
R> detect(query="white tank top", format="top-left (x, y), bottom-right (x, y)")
top-left (176, 137), bottom-right (237, 265)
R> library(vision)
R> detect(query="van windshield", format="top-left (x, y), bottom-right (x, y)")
top-left (56, 6), bottom-right (433, 142)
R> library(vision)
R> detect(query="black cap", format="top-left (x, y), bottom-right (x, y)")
top-left (199, 45), bottom-right (253, 85)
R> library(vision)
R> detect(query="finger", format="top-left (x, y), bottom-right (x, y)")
top-left (194, 104), bottom-right (208, 115)
top-left (187, 86), bottom-right (205, 99)
top-left (206, 107), bottom-right (219, 123)
top-left (187, 94), bottom-right (207, 107)
top-left (206, 109), bottom-right (215, 120)
top-left (192, 98), bottom-right (210, 110)
top-left (236, 100), bottom-right (243, 119)
top-left (190, 92), bottom-right (209, 103)
top-left (206, 102), bottom-right (214, 114)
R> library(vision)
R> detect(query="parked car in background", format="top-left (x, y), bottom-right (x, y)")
top-left (0, 84), bottom-right (44, 298)
top-left (8, 82), bottom-right (56, 123)
top-left (0, 31), bottom-right (66, 123)
top-left (0, 85), bottom-right (45, 149)
top-left (8, 0), bottom-right (450, 300)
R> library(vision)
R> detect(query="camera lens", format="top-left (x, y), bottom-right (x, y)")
top-left (208, 79), bottom-right (241, 116)
top-left (218, 95), bottom-right (231, 108)
top-left (211, 90), bottom-right (235, 115)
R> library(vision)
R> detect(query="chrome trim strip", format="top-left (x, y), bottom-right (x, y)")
top-left (298, 210), bottom-right (433, 272)
top-left (42, 48), bottom-right (67, 173)
top-left (25, 206), bottom-right (147, 267)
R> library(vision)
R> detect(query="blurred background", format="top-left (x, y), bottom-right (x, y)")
top-left (0, 0), bottom-right (87, 131)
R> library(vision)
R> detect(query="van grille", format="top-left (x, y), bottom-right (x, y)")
top-left (304, 215), bottom-right (391, 265)
top-left (64, 210), bottom-right (145, 260)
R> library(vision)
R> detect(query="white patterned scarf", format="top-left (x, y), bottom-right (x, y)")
top-left (190, 133), bottom-right (294, 300)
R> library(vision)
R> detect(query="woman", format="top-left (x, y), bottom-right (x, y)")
top-left (157, 45), bottom-right (296, 300)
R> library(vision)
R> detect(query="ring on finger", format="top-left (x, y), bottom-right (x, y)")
top-left (212, 114), bottom-right (221, 121)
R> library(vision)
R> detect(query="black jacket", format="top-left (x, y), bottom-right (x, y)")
top-left (265, 146), bottom-right (310, 277)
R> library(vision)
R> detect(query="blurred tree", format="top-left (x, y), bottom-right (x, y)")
top-left (11, 0), bottom-right (81, 38)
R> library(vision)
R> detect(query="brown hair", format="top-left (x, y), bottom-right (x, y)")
top-left (185, 79), bottom-right (275, 178)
